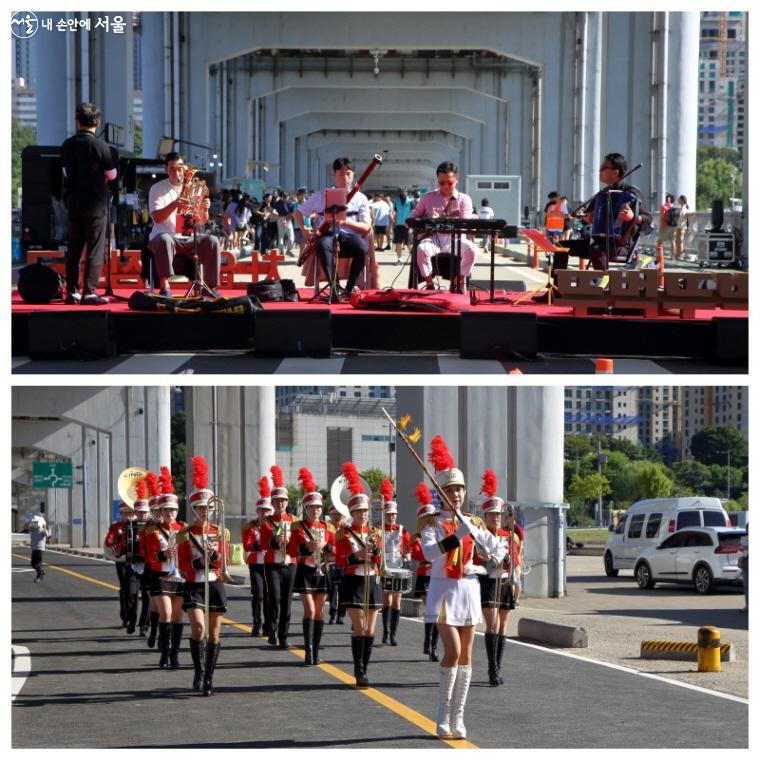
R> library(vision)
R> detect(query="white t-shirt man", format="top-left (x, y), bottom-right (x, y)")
top-left (149, 178), bottom-right (188, 241)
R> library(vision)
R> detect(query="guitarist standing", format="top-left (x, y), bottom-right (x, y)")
top-left (294, 157), bottom-right (372, 301)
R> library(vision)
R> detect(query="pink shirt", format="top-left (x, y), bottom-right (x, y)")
top-left (410, 188), bottom-right (474, 220)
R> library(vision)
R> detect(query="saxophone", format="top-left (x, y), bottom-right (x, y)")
top-left (179, 165), bottom-right (209, 221)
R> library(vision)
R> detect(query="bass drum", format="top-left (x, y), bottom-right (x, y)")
top-left (380, 568), bottom-right (412, 594)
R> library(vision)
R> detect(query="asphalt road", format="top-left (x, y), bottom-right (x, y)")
top-left (12, 549), bottom-right (748, 749)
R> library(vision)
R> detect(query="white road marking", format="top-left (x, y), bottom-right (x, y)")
top-left (402, 616), bottom-right (747, 705)
top-left (11, 568), bottom-right (35, 573)
top-left (11, 645), bottom-right (31, 701)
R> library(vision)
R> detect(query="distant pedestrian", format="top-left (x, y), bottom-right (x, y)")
top-left (674, 195), bottom-right (690, 261)
top-left (26, 514), bottom-right (51, 582)
top-left (656, 193), bottom-right (678, 261)
top-left (477, 198), bottom-right (495, 248)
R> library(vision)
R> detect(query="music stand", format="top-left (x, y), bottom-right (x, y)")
top-left (309, 204), bottom-right (347, 304)
top-left (513, 229), bottom-right (567, 306)
top-left (182, 212), bottom-right (216, 299)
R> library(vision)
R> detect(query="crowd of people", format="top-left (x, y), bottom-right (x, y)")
top-left (95, 439), bottom-right (525, 738)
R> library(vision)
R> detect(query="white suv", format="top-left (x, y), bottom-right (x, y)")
top-left (633, 527), bottom-right (746, 594)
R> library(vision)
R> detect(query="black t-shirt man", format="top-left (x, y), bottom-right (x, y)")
top-left (60, 102), bottom-right (117, 303)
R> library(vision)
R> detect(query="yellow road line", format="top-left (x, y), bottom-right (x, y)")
top-left (13, 552), bottom-right (478, 749)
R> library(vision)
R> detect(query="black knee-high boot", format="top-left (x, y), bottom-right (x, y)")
top-left (189, 638), bottom-right (205, 691)
top-left (381, 607), bottom-right (390, 644)
top-left (158, 622), bottom-right (170, 668)
top-left (313, 619), bottom-right (324, 665)
top-left (351, 636), bottom-right (368, 688)
top-left (302, 618), bottom-right (314, 666)
top-left (169, 622), bottom-right (184, 669)
top-left (147, 611), bottom-right (160, 648)
top-left (203, 642), bottom-right (221, 696)
top-left (361, 636), bottom-right (375, 686)
top-left (485, 632), bottom-right (499, 686)
top-left (423, 622), bottom-right (432, 655)
top-left (389, 609), bottom-right (400, 646)
top-left (430, 623), bottom-right (439, 662)
top-left (496, 635), bottom-right (507, 685)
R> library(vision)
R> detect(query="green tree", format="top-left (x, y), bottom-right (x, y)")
top-left (567, 473), bottom-right (611, 506)
top-left (133, 120), bottom-right (143, 157)
top-left (170, 412), bottom-right (186, 500)
top-left (361, 467), bottom-right (394, 498)
top-left (636, 462), bottom-right (674, 499)
top-left (12, 118), bottom-right (37, 204)
top-left (670, 460), bottom-right (713, 494)
top-left (696, 153), bottom-right (742, 210)
top-left (689, 426), bottom-right (747, 467)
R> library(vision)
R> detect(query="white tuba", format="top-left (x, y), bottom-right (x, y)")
top-left (330, 473), bottom-right (371, 521)
top-left (117, 466), bottom-right (149, 507)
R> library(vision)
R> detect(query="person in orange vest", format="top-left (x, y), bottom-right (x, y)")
top-left (543, 191), bottom-right (566, 245)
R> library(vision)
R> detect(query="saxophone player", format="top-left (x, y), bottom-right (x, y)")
top-left (147, 152), bottom-right (221, 297)
top-left (287, 468), bottom-right (335, 666)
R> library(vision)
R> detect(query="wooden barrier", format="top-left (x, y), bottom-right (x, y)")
top-left (554, 269), bottom-right (609, 315)
top-left (660, 272), bottom-right (719, 319)
top-left (607, 269), bottom-right (659, 318)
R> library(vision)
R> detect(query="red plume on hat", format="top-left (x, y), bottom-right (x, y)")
top-left (258, 476), bottom-right (271, 499)
top-left (428, 435), bottom-right (455, 473)
top-left (192, 456), bottom-right (209, 490)
top-left (146, 471), bottom-right (160, 498)
top-left (415, 482), bottom-right (432, 506)
top-left (135, 478), bottom-right (147, 501)
top-left (159, 466), bottom-right (175, 495)
top-left (480, 469), bottom-right (497, 498)
top-left (270, 465), bottom-right (284, 489)
top-left (381, 478), bottom-right (394, 503)
top-left (299, 467), bottom-right (316, 493)
top-left (342, 462), bottom-right (363, 495)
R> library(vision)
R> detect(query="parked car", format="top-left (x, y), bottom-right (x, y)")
top-left (604, 497), bottom-right (730, 576)
top-left (633, 527), bottom-right (746, 594)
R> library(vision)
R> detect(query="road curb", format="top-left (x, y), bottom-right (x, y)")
top-left (517, 617), bottom-right (588, 648)
top-left (640, 640), bottom-right (735, 662)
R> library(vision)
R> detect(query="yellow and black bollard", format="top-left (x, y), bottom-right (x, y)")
top-left (697, 626), bottom-right (721, 673)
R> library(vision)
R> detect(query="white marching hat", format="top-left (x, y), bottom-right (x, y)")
top-left (481, 496), bottom-right (504, 514)
top-left (348, 492), bottom-right (370, 512)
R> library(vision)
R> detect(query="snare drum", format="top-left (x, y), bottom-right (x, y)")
top-left (380, 568), bottom-right (412, 594)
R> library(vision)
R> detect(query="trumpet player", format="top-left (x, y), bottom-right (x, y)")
top-left (242, 477), bottom-right (275, 638)
top-left (178, 481), bottom-right (230, 697)
top-left (144, 469), bottom-right (186, 669)
top-left (380, 481), bottom-right (412, 647)
top-left (475, 470), bottom-right (515, 687)
top-left (288, 468), bottom-right (335, 666)
top-left (147, 152), bottom-right (221, 297)
top-left (420, 436), bottom-right (506, 740)
top-left (411, 483), bottom-right (439, 662)
top-left (259, 473), bottom-right (295, 649)
top-left (326, 505), bottom-right (347, 625)
top-left (335, 462), bottom-right (382, 689)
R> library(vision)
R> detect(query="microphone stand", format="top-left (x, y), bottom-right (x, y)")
top-left (183, 212), bottom-right (216, 299)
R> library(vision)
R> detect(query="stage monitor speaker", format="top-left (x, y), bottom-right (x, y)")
top-left (28, 311), bottom-right (116, 359)
top-left (712, 317), bottom-right (747, 365)
top-left (254, 309), bottom-right (331, 357)
top-left (460, 311), bottom-right (537, 359)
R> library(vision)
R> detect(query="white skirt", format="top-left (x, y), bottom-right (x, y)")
top-left (424, 575), bottom-right (483, 626)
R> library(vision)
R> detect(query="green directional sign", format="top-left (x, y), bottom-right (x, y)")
top-left (32, 461), bottom-right (73, 489)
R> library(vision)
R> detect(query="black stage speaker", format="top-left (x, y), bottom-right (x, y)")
top-left (28, 311), bottom-right (116, 359)
top-left (460, 311), bottom-right (537, 359)
top-left (254, 309), bottom-right (331, 357)
top-left (712, 318), bottom-right (747, 365)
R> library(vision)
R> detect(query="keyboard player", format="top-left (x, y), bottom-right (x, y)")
top-left (408, 161), bottom-right (478, 294)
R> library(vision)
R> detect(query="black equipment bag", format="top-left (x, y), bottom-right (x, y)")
top-left (17, 262), bottom-right (64, 303)
top-left (247, 278), bottom-right (299, 302)
top-left (128, 290), bottom-right (261, 314)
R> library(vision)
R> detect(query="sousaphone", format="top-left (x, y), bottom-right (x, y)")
top-left (329, 473), bottom-right (371, 521)
top-left (117, 466), bottom-right (149, 507)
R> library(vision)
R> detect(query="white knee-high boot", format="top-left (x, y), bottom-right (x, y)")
top-left (450, 665), bottom-right (472, 739)
top-left (436, 666), bottom-right (458, 738)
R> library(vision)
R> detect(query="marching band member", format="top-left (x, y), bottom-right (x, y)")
top-left (142, 472), bottom-right (163, 648)
top-left (144, 466), bottom-right (186, 669)
top-left (288, 468), bottom-right (335, 666)
top-left (133, 493), bottom-right (152, 637)
top-left (504, 505), bottom-right (524, 605)
top-left (475, 470), bottom-right (515, 687)
top-left (335, 462), bottom-right (382, 689)
top-left (242, 475), bottom-right (275, 637)
top-left (103, 501), bottom-right (134, 628)
top-left (380, 479), bottom-right (411, 646)
top-left (411, 483), bottom-right (439, 661)
top-left (420, 436), bottom-right (506, 740)
top-left (326, 505), bottom-right (347, 625)
top-left (259, 471), bottom-right (295, 649)
top-left (178, 466), bottom-right (230, 696)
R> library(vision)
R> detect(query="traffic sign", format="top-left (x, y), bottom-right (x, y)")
top-left (32, 461), bottom-right (73, 489)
